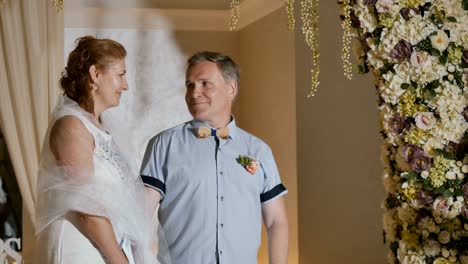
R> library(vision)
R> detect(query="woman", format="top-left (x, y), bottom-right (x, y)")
top-left (34, 36), bottom-right (166, 263)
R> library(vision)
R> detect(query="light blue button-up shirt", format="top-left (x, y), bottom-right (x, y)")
top-left (140, 118), bottom-right (287, 264)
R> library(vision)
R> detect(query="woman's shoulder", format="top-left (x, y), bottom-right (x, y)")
top-left (50, 115), bottom-right (93, 143)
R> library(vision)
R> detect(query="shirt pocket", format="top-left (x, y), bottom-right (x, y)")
top-left (227, 159), bottom-right (264, 195)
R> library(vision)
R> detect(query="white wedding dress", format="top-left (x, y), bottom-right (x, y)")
top-left (34, 96), bottom-right (167, 264)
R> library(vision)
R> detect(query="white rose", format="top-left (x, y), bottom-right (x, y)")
top-left (462, 165), bottom-right (468, 173)
top-left (438, 231), bottom-right (451, 244)
top-left (442, 247), bottom-right (450, 257)
top-left (376, 0), bottom-right (394, 13)
top-left (447, 64), bottom-right (456, 73)
top-left (449, 256), bottom-right (457, 262)
top-left (410, 51), bottom-right (428, 67)
top-left (424, 240), bottom-right (441, 256)
top-left (447, 210), bottom-right (458, 219)
top-left (430, 30), bottom-right (450, 52)
top-left (421, 171), bottom-right (429, 179)
top-left (453, 201), bottom-right (463, 210)
top-left (414, 112), bottom-right (437, 130)
top-left (446, 171), bottom-right (457, 180)
top-left (422, 230), bottom-right (430, 237)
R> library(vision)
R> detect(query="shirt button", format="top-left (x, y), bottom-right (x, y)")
top-left (220, 196), bottom-right (224, 201)
top-left (220, 224), bottom-right (224, 228)
top-left (220, 251), bottom-right (223, 254)
top-left (220, 171), bottom-right (223, 175)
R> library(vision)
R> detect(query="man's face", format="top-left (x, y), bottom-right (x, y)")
top-left (185, 61), bottom-right (236, 125)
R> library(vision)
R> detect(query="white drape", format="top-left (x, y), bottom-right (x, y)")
top-left (0, 0), bottom-right (63, 224)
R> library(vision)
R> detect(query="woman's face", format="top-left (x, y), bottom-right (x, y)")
top-left (92, 59), bottom-right (128, 111)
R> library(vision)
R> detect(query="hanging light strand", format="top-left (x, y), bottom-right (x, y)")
top-left (51, 0), bottom-right (64, 11)
top-left (301, 0), bottom-right (320, 97)
top-left (285, 0), bottom-right (296, 31)
top-left (341, 0), bottom-right (353, 80)
top-left (229, 0), bottom-right (241, 31)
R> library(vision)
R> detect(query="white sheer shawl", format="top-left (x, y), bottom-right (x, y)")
top-left (35, 96), bottom-right (170, 263)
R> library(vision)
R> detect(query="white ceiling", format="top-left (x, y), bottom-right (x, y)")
top-left (67, 0), bottom-right (235, 10)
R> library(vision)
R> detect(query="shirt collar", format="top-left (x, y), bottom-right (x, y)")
top-left (190, 116), bottom-right (238, 139)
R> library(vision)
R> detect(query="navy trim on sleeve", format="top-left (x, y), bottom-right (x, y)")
top-left (141, 175), bottom-right (166, 195)
top-left (260, 184), bottom-right (287, 203)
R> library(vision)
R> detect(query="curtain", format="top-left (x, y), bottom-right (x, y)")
top-left (0, 0), bottom-right (64, 225)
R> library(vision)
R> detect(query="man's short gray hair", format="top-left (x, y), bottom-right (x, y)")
top-left (187, 51), bottom-right (240, 89)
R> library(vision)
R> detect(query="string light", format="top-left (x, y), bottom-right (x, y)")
top-left (229, 0), bottom-right (240, 31)
top-left (285, 0), bottom-right (296, 31)
top-left (341, 0), bottom-right (353, 80)
top-left (51, 0), bottom-right (64, 11)
top-left (301, 0), bottom-right (320, 96)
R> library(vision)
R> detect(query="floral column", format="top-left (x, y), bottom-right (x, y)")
top-left (339, 0), bottom-right (468, 263)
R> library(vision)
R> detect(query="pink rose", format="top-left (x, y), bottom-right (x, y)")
top-left (410, 51), bottom-right (428, 67)
top-left (376, 0), bottom-right (394, 13)
top-left (246, 161), bottom-right (258, 175)
top-left (414, 112), bottom-right (436, 130)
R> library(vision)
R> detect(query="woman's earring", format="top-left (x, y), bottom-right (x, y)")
top-left (92, 84), bottom-right (98, 91)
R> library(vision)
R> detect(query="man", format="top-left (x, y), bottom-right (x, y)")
top-left (140, 51), bottom-right (288, 264)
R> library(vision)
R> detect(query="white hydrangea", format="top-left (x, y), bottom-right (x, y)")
top-left (354, 1), bottom-right (378, 33)
top-left (380, 72), bottom-right (408, 104)
top-left (399, 250), bottom-right (426, 264)
top-left (433, 0), bottom-right (466, 20)
top-left (422, 136), bottom-right (445, 155)
top-left (429, 82), bottom-right (468, 145)
top-left (368, 15), bottom-right (438, 67)
top-left (429, 0), bottom-right (468, 46)
top-left (367, 38), bottom-right (386, 69)
top-left (407, 56), bottom-right (448, 86)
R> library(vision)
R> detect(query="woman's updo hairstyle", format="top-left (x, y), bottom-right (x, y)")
top-left (60, 36), bottom-right (127, 113)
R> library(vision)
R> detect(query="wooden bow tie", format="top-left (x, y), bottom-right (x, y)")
top-left (197, 126), bottom-right (230, 139)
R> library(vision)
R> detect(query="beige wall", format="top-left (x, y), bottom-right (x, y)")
top-left (173, 31), bottom-right (239, 62)
top-left (295, 1), bottom-right (386, 263)
top-left (237, 9), bottom-right (298, 264)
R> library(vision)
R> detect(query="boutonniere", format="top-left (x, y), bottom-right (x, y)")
top-left (237, 155), bottom-right (259, 175)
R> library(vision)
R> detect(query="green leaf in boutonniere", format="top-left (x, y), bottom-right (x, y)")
top-left (236, 155), bottom-right (259, 175)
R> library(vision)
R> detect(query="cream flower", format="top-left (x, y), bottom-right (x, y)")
top-left (430, 30), bottom-right (450, 52)
top-left (414, 112), bottom-right (436, 130)
top-left (410, 51), bottom-right (428, 67)
top-left (424, 240), bottom-right (441, 257)
top-left (376, 0), bottom-right (395, 13)
top-left (438, 231), bottom-right (450, 244)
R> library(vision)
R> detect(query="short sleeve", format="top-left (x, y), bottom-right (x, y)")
top-left (259, 145), bottom-right (287, 203)
top-left (140, 135), bottom-right (166, 198)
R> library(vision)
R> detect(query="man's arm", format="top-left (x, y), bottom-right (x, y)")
top-left (261, 196), bottom-right (289, 264)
